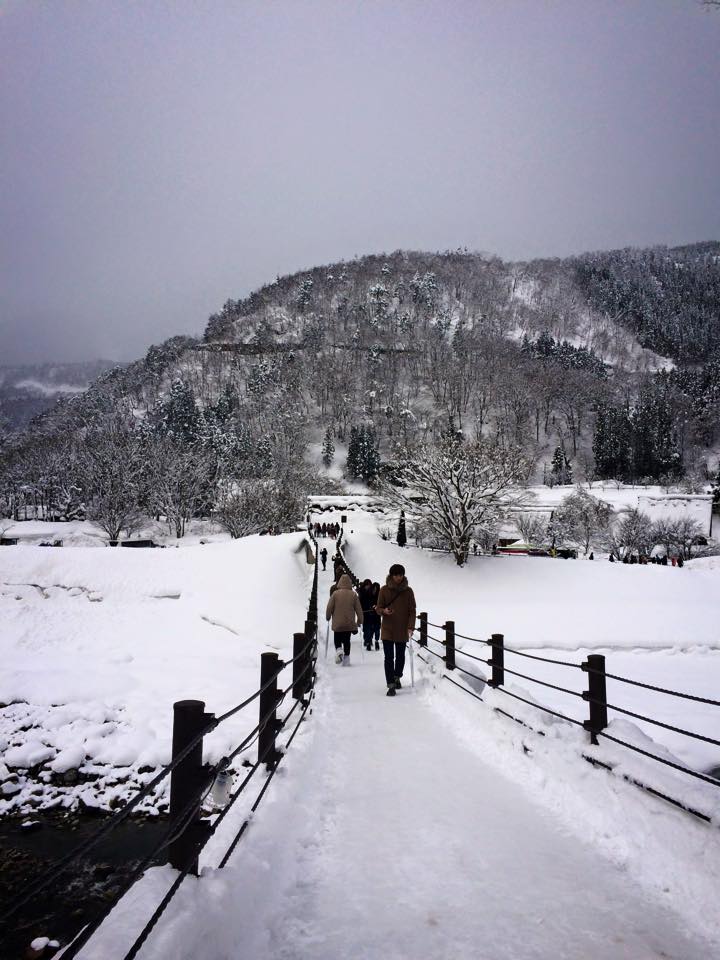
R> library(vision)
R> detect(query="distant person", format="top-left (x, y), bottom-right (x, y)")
top-left (677, 555), bottom-right (684, 568)
top-left (320, 547), bottom-right (328, 571)
top-left (375, 563), bottom-right (416, 697)
top-left (326, 574), bottom-right (363, 665)
top-left (369, 582), bottom-right (381, 649)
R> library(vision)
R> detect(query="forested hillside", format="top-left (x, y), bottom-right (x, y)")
top-left (1, 244), bottom-right (719, 532)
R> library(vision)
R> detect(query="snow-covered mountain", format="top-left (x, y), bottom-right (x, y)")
top-left (0, 360), bottom-right (120, 430)
top-left (3, 243), bottom-right (719, 495)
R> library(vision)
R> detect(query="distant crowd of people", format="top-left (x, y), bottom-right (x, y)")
top-left (608, 553), bottom-right (684, 567)
top-left (313, 521), bottom-right (341, 540)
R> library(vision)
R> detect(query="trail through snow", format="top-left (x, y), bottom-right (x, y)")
top-left (225, 565), bottom-right (713, 960)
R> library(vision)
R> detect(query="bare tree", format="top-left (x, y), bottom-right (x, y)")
top-left (549, 489), bottom-right (613, 555)
top-left (146, 437), bottom-right (216, 538)
top-left (381, 436), bottom-right (529, 565)
top-left (605, 507), bottom-right (654, 558)
top-left (76, 417), bottom-right (149, 541)
top-left (515, 512), bottom-right (547, 545)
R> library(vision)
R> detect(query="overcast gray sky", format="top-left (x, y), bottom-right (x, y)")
top-left (1, 0), bottom-right (719, 364)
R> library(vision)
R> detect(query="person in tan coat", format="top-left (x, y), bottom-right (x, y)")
top-left (375, 563), bottom-right (416, 696)
top-left (326, 573), bottom-right (364, 665)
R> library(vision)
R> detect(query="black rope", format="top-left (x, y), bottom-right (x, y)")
top-left (57, 759), bottom-right (220, 959)
top-left (593, 700), bottom-right (720, 748)
top-left (455, 646), bottom-right (492, 667)
top-left (422, 644), bottom-right (447, 662)
top-left (0, 713), bottom-right (217, 924)
top-left (586, 666), bottom-right (720, 707)
top-left (596, 730), bottom-right (720, 788)
top-left (492, 686), bottom-right (586, 728)
top-left (453, 663), bottom-right (489, 685)
top-left (426, 632), bottom-right (446, 644)
top-left (122, 869), bottom-right (188, 960)
top-left (500, 664), bottom-right (584, 699)
top-left (218, 695), bottom-right (313, 868)
top-left (116, 687), bottom-right (316, 959)
top-left (442, 673), bottom-right (486, 704)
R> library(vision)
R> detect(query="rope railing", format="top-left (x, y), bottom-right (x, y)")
top-left (4, 540), bottom-right (320, 958)
top-left (413, 611), bottom-right (720, 827)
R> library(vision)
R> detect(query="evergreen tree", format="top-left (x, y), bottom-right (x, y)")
top-left (593, 403), bottom-right (631, 480)
top-left (549, 446), bottom-right (572, 485)
top-left (397, 509), bottom-right (407, 547)
top-left (321, 428), bottom-right (335, 468)
top-left (157, 379), bottom-right (202, 446)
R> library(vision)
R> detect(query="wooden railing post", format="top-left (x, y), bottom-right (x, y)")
top-left (582, 654), bottom-right (608, 745)
top-left (168, 699), bottom-right (213, 874)
top-left (444, 620), bottom-right (455, 670)
top-left (419, 612), bottom-right (428, 647)
top-left (487, 633), bottom-right (505, 688)
top-left (258, 652), bottom-right (283, 771)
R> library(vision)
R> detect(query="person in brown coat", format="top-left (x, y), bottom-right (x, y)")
top-left (326, 574), bottom-right (364, 665)
top-left (375, 563), bottom-right (416, 696)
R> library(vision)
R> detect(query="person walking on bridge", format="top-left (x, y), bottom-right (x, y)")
top-left (326, 574), bottom-right (364, 666)
top-left (376, 563), bottom-right (416, 696)
top-left (320, 546), bottom-right (328, 571)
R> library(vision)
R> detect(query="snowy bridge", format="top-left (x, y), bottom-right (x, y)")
top-left (2, 531), bottom-right (719, 959)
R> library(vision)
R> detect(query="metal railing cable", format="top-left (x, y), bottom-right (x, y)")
top-left (453, 662), bottom-right (491, 686)
top-left (0, 714), bottom-right (216, 923)
top-left (7, 546), bottom-right (320, 956)
top-left (119, 693), bottom-right (315, 960)
top-left (595, 730), bottom-right (720, 788)
top-left (499, 664), bottom-right (584, 699)
top-left (585, 666), bottom-right (720, 707)
top-left (4, 637), bottom-right (320, 925)
top-left (588, 698), bottom-right (720, 748)
top-left (490, 685), bottom-right (587, 728)
top-left (454, 647), bottom-right (492, 667)
top-left (217, 694), bottom-right (313, 869)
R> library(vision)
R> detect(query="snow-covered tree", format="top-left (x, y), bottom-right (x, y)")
top-left (145, 437), bottom-right (216, 538)
top-left (606, 507), bottom-right (655, 559)
top-left (549, 489), bottom-right (613, 555)
top-left (381, 436), bottom-right (529, 565)
top-left (156, 379), bottom-right (203, 446)
top-left (548, 446), bottom-right (572, 486)
top-left (321, 428), bottom-right (335, 468)
top-left (515, 512), bottom-right (547, 546)
top-left (77, 417), bottom-right (149, 541)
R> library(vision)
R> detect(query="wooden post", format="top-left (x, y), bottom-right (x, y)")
top-left (487, 633), bottom-right (505, 688)
top-left (582, 654), bottom-right (608, 745)
top-left (419, 612), bottom-right (428, 647)
top-left (258, 653), bottom-right (283, 770)
top-left (444, 620), bottom-right (455, 670)
top-left (168, 700), bottom-right (213, 874)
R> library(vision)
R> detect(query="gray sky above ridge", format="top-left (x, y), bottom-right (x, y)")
top-left (1, 0), bottom-right (719, 364)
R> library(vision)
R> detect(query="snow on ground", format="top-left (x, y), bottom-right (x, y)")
top-left (0, 533), bottom-right (313, 814)
top-left (4, 503), bottom-right (720, 956)
top-left (71, 560), bottom-right (720, 959)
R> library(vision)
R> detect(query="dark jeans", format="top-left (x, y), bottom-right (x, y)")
top-left (334, 631), bottom-right (351, 656)
top-left (363, 614), bottom-right (381, 645)
top-left (383, 640), bottom-right (406, 685)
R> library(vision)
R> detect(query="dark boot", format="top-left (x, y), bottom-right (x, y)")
top-left (386, 685), bottom-right (396, 697)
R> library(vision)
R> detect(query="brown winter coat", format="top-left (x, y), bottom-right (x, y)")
top-left (375, 576), bottom-right (416, 643)
top-left (326, 575), bottom-right (364, 632)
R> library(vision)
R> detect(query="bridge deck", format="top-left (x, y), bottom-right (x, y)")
top-left (232, 564), bottom-right (711, 960)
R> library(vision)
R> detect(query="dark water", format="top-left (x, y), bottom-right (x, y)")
top-left (0, 811), bottom-right (168, 959)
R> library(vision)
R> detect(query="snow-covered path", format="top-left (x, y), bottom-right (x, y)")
top-left (242, 568), bottom-right (712, 960)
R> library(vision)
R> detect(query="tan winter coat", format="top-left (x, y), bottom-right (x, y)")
top-left (375, 576), bottom-right (416, 643)
top-left (326, 575), bottom-right (364, 632)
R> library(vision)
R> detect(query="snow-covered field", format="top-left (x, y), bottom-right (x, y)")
top-left (0, 533), bottom-right (313, 815)
top-left (2, 503), bottom-right (720, 956)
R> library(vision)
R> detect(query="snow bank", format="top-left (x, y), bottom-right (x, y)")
top-left (0, 533), bottom-right (314, 814)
